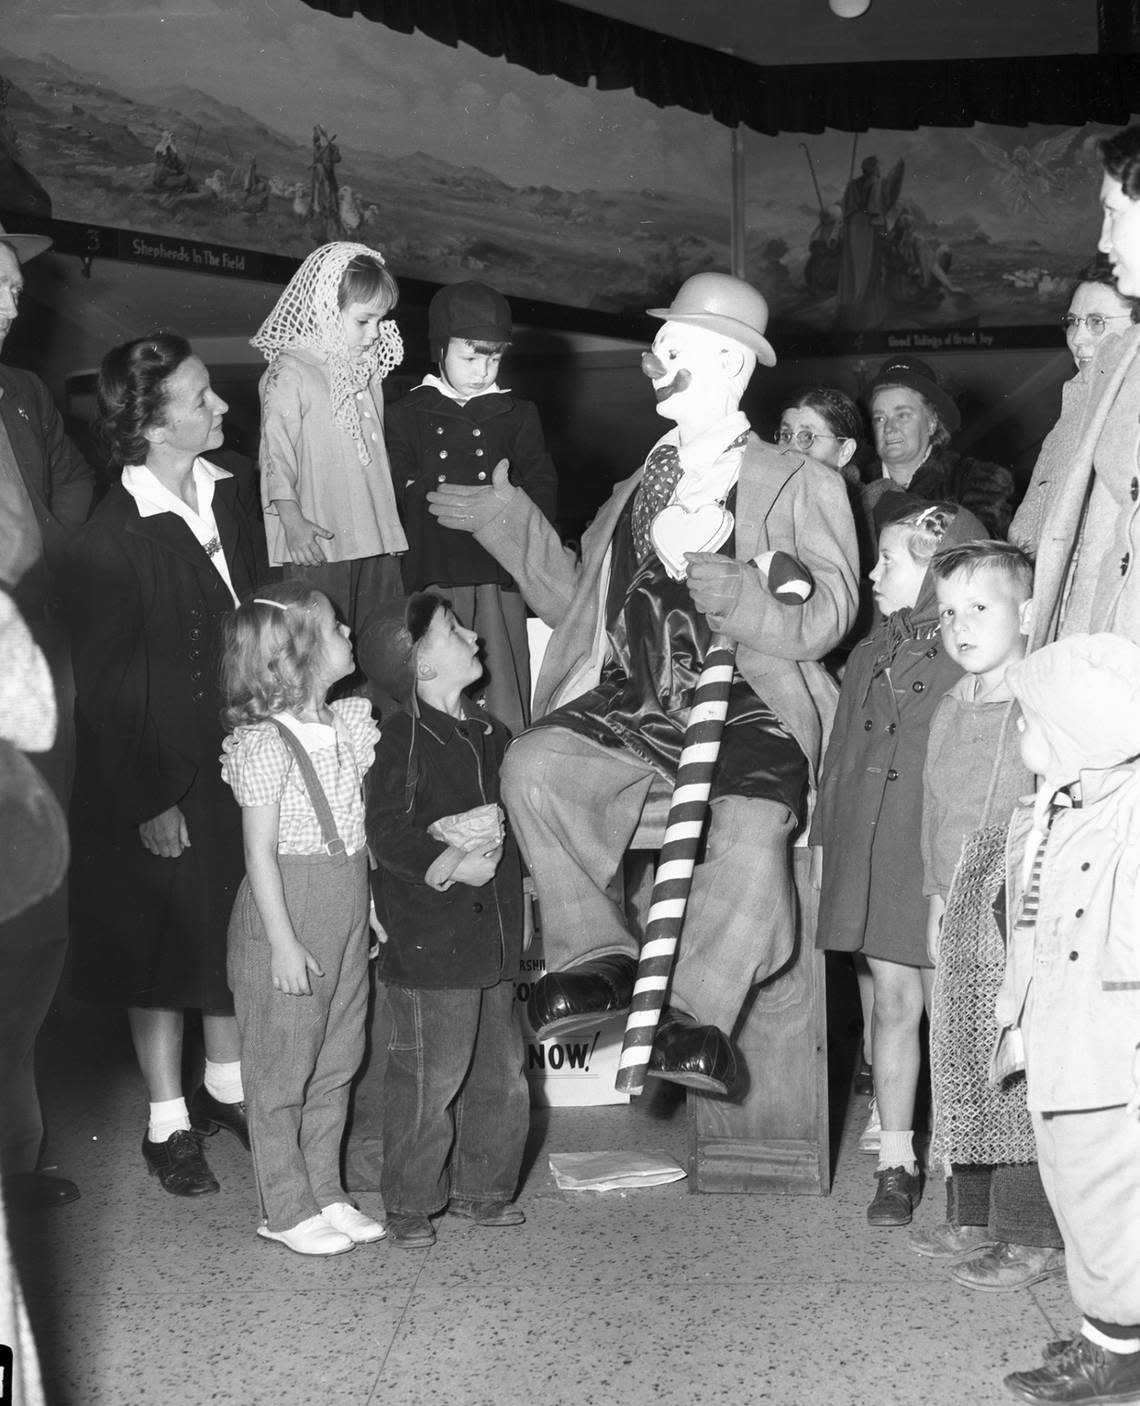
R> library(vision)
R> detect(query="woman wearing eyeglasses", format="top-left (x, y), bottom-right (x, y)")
top-left (1010, 266), bottom-right (1136, 553)
top-left (775, 388), bottom-right (863, 486)
top-left (1016, 125), bottom-right (1140, 647)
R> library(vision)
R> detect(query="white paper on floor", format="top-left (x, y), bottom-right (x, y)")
top-left (548, 1150), bottom-right (687, 1192)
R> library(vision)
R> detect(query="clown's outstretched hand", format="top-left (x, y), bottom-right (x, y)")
top-left (428, 458), bottom-right (517, 534)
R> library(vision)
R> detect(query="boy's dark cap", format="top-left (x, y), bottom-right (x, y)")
top-left (357, 594), bottom-right (443, 703)
top-left (428, 281), bottom-right (512, 352)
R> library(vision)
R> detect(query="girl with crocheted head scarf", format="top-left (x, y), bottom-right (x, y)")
top-left (252, 242), bottom-right (408, 635)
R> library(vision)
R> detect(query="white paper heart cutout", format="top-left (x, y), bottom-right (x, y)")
top-left (650, 501), bottom-right (734, 580)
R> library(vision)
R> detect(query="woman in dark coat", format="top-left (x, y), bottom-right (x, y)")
top-left (64, 334), bottom-right (265, 1196)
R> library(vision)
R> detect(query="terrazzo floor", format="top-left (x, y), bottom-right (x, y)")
top-left (10, 994), bottom-right (1077, 1406)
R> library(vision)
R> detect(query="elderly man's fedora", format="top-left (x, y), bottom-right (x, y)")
top-left (0, 219), bottom-right (51, 264)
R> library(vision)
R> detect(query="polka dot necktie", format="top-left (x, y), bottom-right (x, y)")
top-left (631, 441), bottom-right (683, 563)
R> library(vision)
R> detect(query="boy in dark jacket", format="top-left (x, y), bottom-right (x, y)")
top-left (385, 280), bottom-right (558, 735)
top-left (358, 592), bottom-right (528, 1250)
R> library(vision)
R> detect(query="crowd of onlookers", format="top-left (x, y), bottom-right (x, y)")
top-left (5, 119), bottom-right (1140, 1406)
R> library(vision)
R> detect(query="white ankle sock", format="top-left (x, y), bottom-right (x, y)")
top-left (877, 1130), bottom-right (916, 1173)
top-left (149, 1097), bottom-right (191, 1143)
top-left (204, 1059), bottom-right (244, 1104)
top-left (1083, 1321), bottom-right (1140, 1354)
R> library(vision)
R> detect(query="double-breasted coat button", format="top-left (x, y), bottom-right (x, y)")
top-left (912, 680), bottom-right (925, 692)
top-left (1081, 862), bottom-right (1090, 871)
top-left (473, 428), bottom-right (482, 437)
top-left (473, 902), bottom-right (483, 913)
top-left (477, 472), bottom-right (486, 480)
top-left (1122, 552), bottom-right (1131, 576)
top-left (436, 425), bottom-right (445, 434)
top-left (1132, 477), bottom-right (1139, 501)
top-left (864, 719), bottom-right (873, 731)
top-left (474, 448), bottom-right (484, 457)
top-left (887, 768), bottom-right (898, 780)
top-left (887, 722), bottom-right (896, 734)
top-left (1075, 908), bottom-right (1084, 917)
top-left (1069, 951), bottom-right (1079, 961)
top-left (925, 646), bottom-right (938, 658)
top-left (437, 474), bottom-right (446, 482)
top-left (439, 449), bottom-right (448, 459)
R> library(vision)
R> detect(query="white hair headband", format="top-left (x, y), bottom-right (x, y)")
top-left (254, 598), bottom-right (290, 611)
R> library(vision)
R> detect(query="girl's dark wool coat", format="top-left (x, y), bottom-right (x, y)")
top-left (62, 468), bottom-right (265, 1009)
top-left (813, 505), bottom-right (988, 968)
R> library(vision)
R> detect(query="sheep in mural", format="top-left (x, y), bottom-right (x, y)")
top-left (338, 184), bottom-right (362, 233)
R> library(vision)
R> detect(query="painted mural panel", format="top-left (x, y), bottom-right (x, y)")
top-left (745, 123), bottom-right (1123, 343)
top-left (0, 0), bottom-right (728, 312)
top-left (0, 0), bottom-right (1129, 342)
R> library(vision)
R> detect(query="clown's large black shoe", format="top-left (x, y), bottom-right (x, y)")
top-left (647, 1009), bottom-right (738, 1096)
top-left (526, 955), bottom-right (637, 1040)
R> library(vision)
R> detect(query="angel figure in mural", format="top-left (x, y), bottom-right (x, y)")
top-left (836, 154), bottom-right (905, 330)
top-left (963, 128), bottom-right (1080, 218)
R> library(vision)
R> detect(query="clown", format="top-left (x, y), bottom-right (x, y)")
top-left (428, 273), bottom-right (859, 1091)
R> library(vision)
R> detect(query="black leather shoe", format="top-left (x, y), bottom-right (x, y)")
top-left (189, 1085), bottom-right (250, 1150)
top-left (142, 1129), bottom-right (220, 1197)
top-left (527, 955), bottom-right (637, 1040)
top-left (4, 1170), bottom-right (80, 1210)
top-left (867, 1165), bottom-right (921, 1226)
top-left (647, 1008), bottom-right (738, 1096)
top-left (1005, 1333), bottom-right (1140, 1403)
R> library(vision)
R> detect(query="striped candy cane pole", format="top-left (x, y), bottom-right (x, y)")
top-left (614, 631), bottom-right (738, 1096)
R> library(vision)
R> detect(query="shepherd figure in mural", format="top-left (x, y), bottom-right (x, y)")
top-left (310, 126), bottom-right (343, 237)
top-left (152, 130), bottom-right (194, 193)
top-left (837, 154), bottom-right (904, 330)
top-left (428, 272), bottom-right (859, 1093)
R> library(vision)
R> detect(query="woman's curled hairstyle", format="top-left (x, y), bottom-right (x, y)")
top-left (220, 580), bottom-right (327, 729)
top-left (96, 332), bottom-right (193, 465)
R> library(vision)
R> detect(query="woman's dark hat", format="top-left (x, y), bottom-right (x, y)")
top-left (428, 281), bottom-right (512, 356)
top-left (868, 354), bottom-right (960, 435)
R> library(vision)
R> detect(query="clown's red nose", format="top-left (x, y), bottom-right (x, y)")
top-left (641, 351), bottom-right (666, 379)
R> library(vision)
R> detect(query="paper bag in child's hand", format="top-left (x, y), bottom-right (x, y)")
top-left (428, 802), bottom-right (504, 853)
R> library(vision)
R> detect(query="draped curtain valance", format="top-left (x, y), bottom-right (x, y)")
top-left (302, 0), bottom-right (1140, 135)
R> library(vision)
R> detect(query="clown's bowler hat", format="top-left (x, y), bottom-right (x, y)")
top-left (649, 272), bottom-right (776, 367)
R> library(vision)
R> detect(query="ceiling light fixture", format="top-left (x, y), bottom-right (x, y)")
top-left (829, 0), bottom-right (871, 16)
